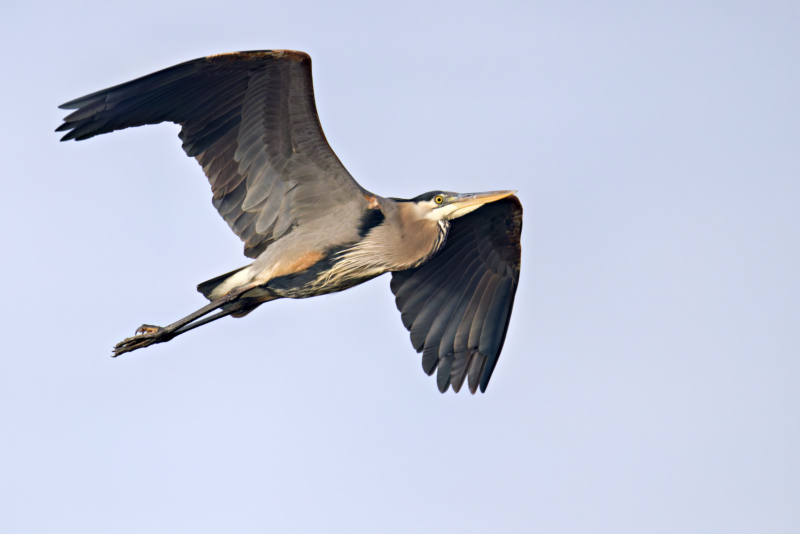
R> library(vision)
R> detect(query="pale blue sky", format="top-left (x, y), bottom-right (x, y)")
top-left (1, 1), bottom-right (799, 532)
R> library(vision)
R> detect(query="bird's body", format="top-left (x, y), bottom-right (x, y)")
top-left (57, 50), bottom-right (522, 393)
top-left (203, 192), bottom-right (449, 303)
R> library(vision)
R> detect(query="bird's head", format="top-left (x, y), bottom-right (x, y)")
top-left (398, 190), bottom-right (517, 222)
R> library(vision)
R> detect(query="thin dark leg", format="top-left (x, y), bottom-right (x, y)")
top-left (112, 285), bottom-right (268, 357)
top-left (170, 297), bottom-right (264, 336)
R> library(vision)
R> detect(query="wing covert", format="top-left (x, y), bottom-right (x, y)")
top-left (390, 196), bottom-right (522, 394)
top-left (57, 50), bottom-right (370, 258)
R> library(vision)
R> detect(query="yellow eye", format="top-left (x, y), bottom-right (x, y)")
top-left (435, 196), bottom-right (444, 204)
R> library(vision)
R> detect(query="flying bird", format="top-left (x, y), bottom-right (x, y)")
top-left (56, 50), bottom-right (522, 393)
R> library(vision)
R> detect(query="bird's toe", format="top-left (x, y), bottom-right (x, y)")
top-left (112, 325), bottom-right (167, 357)
top-left (135, 324), bottom-right (162, 336)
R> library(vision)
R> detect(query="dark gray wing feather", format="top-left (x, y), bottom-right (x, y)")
top-left (390, 196), bottom-right (522, 394)
top-left (57, 50), bottom-right (370, 258)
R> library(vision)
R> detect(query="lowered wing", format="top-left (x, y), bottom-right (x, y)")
top-left (390, 196), bottom-right (522, 393)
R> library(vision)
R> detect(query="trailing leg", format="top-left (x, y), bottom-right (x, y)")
top-left (112, 283), bottom-right (271, 357)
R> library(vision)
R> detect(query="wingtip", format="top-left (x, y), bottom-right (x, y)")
top-left (479, 369), bottom-right (494, 393)
top-left (58, 98), bottom-right (89, 110)
top-left (59, 130), bottom-right (78, 142)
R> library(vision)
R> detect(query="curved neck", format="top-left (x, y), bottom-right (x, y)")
top-left (314, 199), bottom-right (449, 289)
top-left (369, 200), bottom-right (450, 271)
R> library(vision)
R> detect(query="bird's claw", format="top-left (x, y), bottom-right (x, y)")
top-left (113, 324), bottom-right (167, 357)
top-left (135, 324), bottom-right (161, 335)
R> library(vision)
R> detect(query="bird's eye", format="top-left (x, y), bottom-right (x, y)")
top-left (435, 196), bottom-right (444, 204)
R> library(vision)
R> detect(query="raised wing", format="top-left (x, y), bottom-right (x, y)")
top-left (390, 197), bottom-right (522, 394)
top-left (57, 50), bottom-right (370, 258)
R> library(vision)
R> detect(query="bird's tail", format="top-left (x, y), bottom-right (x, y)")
top-left (197, 265), bottom-right (250, 301)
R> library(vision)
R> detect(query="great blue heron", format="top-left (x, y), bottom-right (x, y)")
top-left (56, 50), bottom-right (522, 394)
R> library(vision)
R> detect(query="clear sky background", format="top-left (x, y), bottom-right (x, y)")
top-left (1, 1), bottom-right (798, 532)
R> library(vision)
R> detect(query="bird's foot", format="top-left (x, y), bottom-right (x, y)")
top-left (113, 324), bottom-right (172, 357)
top-left (135, 324), bottom-right (161, 335)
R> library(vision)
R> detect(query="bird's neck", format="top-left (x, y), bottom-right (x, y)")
top-left (312, 202), bottom-right (450, 291)
top-left (369, 205), bottom-right (450, 271)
